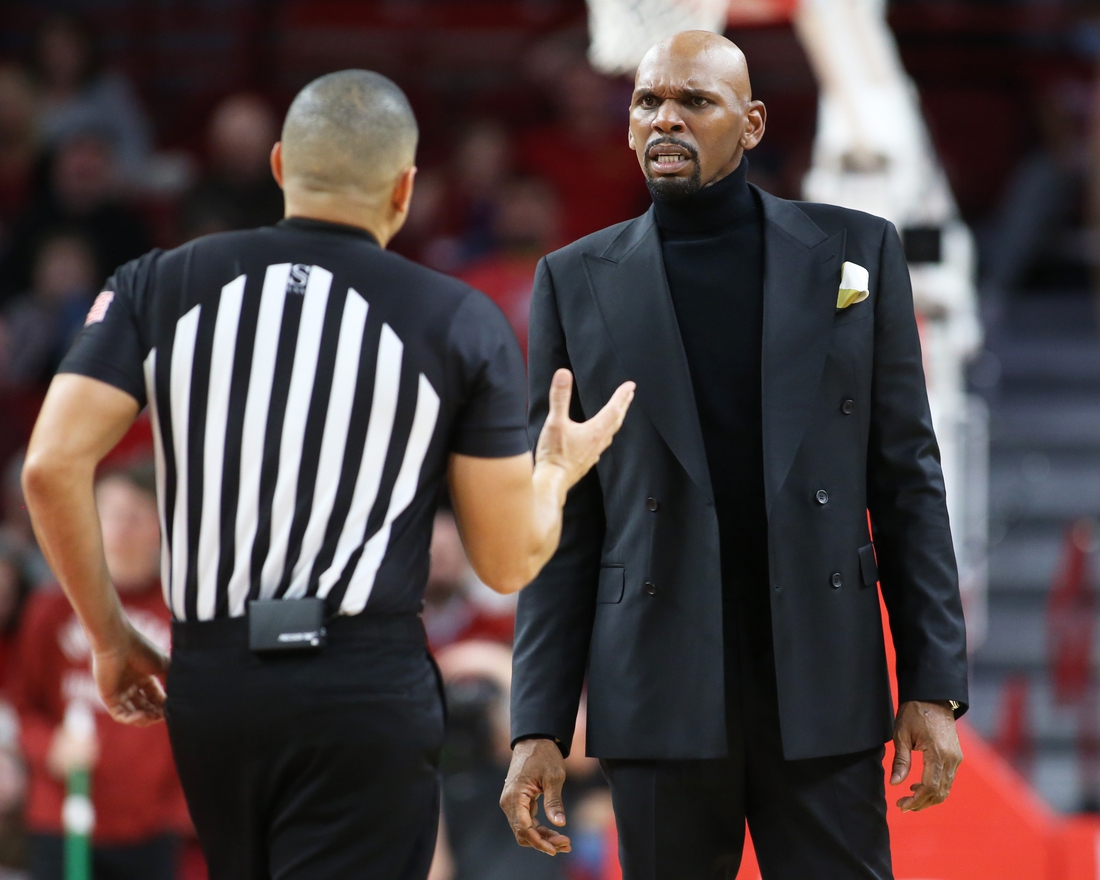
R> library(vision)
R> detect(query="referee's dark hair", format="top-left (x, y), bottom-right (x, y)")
top-left (280, 70), bottom-right (418, 203)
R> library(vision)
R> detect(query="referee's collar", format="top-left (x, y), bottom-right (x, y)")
top-left (277, 216), bottom-right (380, 246)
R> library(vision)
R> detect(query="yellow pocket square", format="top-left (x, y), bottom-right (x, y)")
top-left (836, 261), bottom-right (870, 309)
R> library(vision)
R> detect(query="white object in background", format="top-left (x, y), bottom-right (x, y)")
top-left (794, 0), bottom-right (987, 647)
top-left (61, 701), bottom-right (96, 837)
top-left (586, 0), bottom-right (730, 74)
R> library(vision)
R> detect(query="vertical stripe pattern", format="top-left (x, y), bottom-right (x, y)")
top-left (144, 349), bottom-right (170, 609)
top-left (148, 263), bottom-right (444, 621)
top-left (284, 288), bottom-right (369, 599)
top-left (168, 305), bottom-right (201, 619)
top-left (315, 323), bottom-right (403, 601)
top-left (195, 275), bottom-right (246, 620)
top-left (226, 264), bottom-right (290, 616)
top-left (341, 374), bottom-right (440, 614)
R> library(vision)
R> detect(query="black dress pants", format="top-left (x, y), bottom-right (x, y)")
top-left (602, 576), bottom-right (893, 880)
top-left (165, 613), bottom-right (444, 880)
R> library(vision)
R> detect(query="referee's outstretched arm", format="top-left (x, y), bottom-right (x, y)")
top-left (450, 367), bottom-right (634, 595)
top-left (22, 366), bottom-right (633, 725)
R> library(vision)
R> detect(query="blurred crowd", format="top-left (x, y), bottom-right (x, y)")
top-left (0, 10), bottom-right (643, 880)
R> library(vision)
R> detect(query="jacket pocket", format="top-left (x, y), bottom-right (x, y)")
top-left (858, 543), bottom-right (879, 587)
top-left (833, 304), bottom-right (873, 328)
top-left (596, 566), bottom-right (625, 604)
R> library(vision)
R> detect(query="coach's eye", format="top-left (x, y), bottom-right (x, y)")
top-left (690, 96), bottom-right (709, 107)
top-left (639, 95), bottom-right (658, 108)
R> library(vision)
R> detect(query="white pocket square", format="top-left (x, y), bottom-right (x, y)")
top-left (837, 261), bottom-right (869, 309)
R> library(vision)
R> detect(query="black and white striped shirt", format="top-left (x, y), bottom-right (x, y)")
top-left (60, 218), bottom-right (529, 621)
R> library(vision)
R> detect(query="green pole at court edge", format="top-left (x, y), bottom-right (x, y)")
top-left (62, 702), bottom-right (94, 880)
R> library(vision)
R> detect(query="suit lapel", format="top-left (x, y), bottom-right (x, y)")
top-left (758, 188), bottom-right (845, 512)
top-left (583, 210), bottom-right (713, 503)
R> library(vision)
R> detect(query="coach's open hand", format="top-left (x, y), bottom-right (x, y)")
top-left (93, 621), bottom-right (170, 727)
top-left (500, 738), bottom-right (572, 856)
top-left (890, 700), bottom-right (963, 811)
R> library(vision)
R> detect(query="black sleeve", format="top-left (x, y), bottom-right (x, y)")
top-left (447, 290), bottom-right (530, 458)
top-left (867, 221), bottom-right (969, 717)
top-left (57, 251), bottom-right (159, 407)
top-left (510, 256), bottom-right (604, 755)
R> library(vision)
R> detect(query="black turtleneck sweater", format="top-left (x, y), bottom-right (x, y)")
top-left (653, 158), bottom-right (770, 621)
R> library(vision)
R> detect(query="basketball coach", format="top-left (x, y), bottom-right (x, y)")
top-left (21, 70), bottom-right (634, 879)
top-left (501, 31), bottom-right (968, 879)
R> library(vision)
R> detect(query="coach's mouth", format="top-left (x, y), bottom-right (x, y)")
top-left (647, 144), bottom-right (694, 175)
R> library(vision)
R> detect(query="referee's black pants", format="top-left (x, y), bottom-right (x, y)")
top-left (165, 613), bottom-right (444, 880)
top-left (602, 579), bottom-right (894, 880)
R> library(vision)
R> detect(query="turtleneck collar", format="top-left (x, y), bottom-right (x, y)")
top-left (651, 156), bottom-right (756, 235)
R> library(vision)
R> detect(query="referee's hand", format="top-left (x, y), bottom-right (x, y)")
top-left (534, 369), bottom-right (635, 492)
top-left (92, 623), bottom-right (170, 727)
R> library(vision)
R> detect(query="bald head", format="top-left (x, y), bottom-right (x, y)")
top-left (280, 70), bottom-right (418, 201)
top-left (628, 31), bottom-right (764, 199)
top-left (638, 31), bottom-right (752, 102)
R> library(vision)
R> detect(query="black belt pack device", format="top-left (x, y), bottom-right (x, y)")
top-left (248, 598), bottom-right (327, 654)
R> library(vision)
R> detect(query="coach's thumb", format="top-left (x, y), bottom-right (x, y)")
top-left (543, 781), bottom-right (567, 827)
top-left (890, 741), bottom-right (911, 786)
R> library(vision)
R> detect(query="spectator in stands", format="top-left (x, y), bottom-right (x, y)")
top-left (0, 452), bottom-right (50, 591)
top-left (28, 14), bottom-right (153, 187)
top-left (447, 120), bottom-right (516, 263)
top-left (398, 121), bottom-right (516, 271)
top-left (178, 93), bottom-right (283, 240)
top-left (0, 231), bottom-right (97, 387)
top-left (423, 509), bottom-right (515, 653)
top-left (0, 67), bottom-right (40, 252)
top-left (0, 452), bottom-right (50, 592)
top-left (10, 462), bottom-right (187, 880)
top-left (0, 130), bottom-right (151, 302)
top-left (0, 541), bottom-right (29, 691)
top-left (456, 176), bottom-right (562, 358)
top-left (517, 58), bottom-right (647, 242)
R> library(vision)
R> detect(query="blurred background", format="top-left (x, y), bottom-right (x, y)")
top-left (0, 0), bottom-right (1099, 877)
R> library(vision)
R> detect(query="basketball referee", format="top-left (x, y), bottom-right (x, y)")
top-left (21, 70), bottom-right (634, 880)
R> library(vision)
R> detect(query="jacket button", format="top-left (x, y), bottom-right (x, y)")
top-left (841, 399), bottom-right (855, 414)
top-left (644, 581), bottom-right (657, 596)
top-left (646, 497), bottom-right (659, 512)
top-left (831, 572), bottom-right (843, 589)
top-left (816, 489), bottom-right (829, 505)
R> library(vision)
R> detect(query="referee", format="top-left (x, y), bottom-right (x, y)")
top-left (21, 70), bottom-right (634, 880)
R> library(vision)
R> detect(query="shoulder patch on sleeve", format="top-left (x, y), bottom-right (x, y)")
top-left (85, 291), bottom-right (114, 326)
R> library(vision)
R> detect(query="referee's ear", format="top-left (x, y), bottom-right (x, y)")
top-left (270, 142), bottom-right (285, 189)
top-left (391, 165), bottom-right (417, 218)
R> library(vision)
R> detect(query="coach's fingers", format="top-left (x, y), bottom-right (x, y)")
top-left (504, 787), bottom-right (554, 855)
top-left (890, 737), bottom-right (912, 786)
top-left (526, 822), bottom-right (571, 855)
top-left (899, 750), bottom-right (945, 812)
top-left (520, 812), bottom-right (560, 856)
top-left (540, 769), bottom-right (567, 828)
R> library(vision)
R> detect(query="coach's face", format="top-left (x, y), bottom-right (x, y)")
top-left (628, 32), bottom-right (766, 200)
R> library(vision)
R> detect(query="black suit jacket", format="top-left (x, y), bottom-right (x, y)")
top-left (511, 187), bottom-right (969, 761)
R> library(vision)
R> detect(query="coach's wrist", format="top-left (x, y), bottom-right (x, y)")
top-left (512, 734), bottom-right (566, 758)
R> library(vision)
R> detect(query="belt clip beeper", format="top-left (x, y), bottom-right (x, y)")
top-left (248, 598), bottom-right (327, 654)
